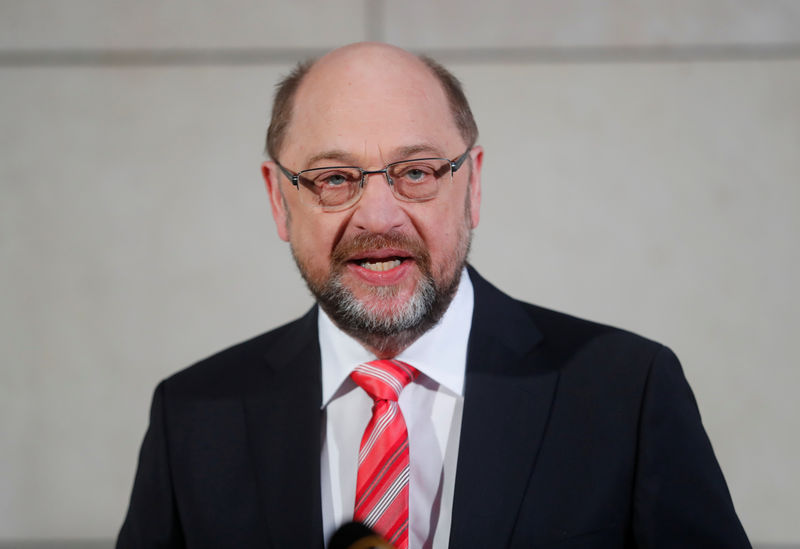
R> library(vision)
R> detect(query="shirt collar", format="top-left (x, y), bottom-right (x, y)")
top-left (319, 267), bottom-right (474, 408)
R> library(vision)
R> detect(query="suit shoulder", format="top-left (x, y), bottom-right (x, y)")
top-left (161, 307), bottom-right (318, 396)
top-left (522, 300), bottom-right (657, 346)
top-left (468, 266), bottom-right (670, 378)
top-left (518, 299), bottom-right (675, 377)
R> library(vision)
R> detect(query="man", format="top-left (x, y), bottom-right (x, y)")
top-left (117, 42), bottom-right (750, 548)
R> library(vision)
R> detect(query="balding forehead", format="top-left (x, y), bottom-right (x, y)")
top-left (297, 44), bottom-right (442, 104)
top-left (282, 47), bottom-right (459, 156)
top-left (267, 43), bottom-right (477, 161)
top-left (312, 42), bottom-right (427, 72)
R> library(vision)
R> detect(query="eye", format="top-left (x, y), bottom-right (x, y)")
top-left (296, 166), bottom-right (361, 208)
top-left (395, 163), bottom-right (436, 183)
top-left (322, 173), bottom-right (348, 187)
top-left (304, 168), bottom-right (360, 189)
top-left (405, 168), bottom-right (428, 182)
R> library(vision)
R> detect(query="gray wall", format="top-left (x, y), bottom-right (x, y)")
top-left (1, 1), bottom-right (798, 545)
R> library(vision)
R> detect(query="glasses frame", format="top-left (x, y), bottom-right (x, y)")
top-left (274, 147), bottom-right (472, 211)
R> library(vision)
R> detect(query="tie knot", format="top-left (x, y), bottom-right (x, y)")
top-left (350, 359), bottom-right (419, 402)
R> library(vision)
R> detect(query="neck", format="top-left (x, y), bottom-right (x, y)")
top-left (325, 278), bottom-right (460, 359)
top-left (354, 330), bottom-right (423, 359)
top-left (314, 264), bottom-right (467, 359)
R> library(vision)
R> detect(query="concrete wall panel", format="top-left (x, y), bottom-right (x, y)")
top-left (1, 1), bottom-right (798, 545)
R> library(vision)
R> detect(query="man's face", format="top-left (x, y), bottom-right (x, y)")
top-left (263, 45), bottom-right (482, 350)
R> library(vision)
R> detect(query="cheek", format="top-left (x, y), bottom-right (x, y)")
top-left (288, 213), bottom-right (340, 267)
top-left (293, 223), bottom-right (326, 256)
top-left (423, 201), bottom-right (471, 258)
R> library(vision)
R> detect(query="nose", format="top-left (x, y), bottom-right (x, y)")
top-left (348, 171), bottom-right (407, 234)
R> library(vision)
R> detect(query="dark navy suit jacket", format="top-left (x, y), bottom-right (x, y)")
top-left (117, 267), bottom-right (750, 548)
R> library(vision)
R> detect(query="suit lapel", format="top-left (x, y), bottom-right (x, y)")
top-left (243, 307), bottom-right (324, 549)
top-left (449, 269), bottom-right (559, 547)
top-left (238, 271), bottom-right (557, 547)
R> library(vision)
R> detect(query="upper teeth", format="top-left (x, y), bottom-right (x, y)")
top-left (361, 259), bottom-right (402, 271)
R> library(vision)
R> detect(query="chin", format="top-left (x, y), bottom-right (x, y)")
top-left (292, 231), bottom-right (470, 351)
top-left (324, 275), bottom-right (434, 335)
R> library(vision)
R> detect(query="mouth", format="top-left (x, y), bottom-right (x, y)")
top-left (331, 232), bottom-right (429, 285)
top-left (357, 257), bottom-right (404, 271)
top-left (350, 250), bottom-right (412, 273)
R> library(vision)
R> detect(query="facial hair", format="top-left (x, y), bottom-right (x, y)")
top-left (292, 228), bottom-right (471, 356)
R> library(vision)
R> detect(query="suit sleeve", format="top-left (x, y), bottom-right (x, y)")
top-left (632, 346), bottom-right (751, 548)
top-left (117, 381), bottom-right (186, 549)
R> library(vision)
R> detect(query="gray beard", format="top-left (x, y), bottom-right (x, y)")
top-left (289, 175), bottom-right (475, 355)
top-left (313, 266), bottom-right (462, 355)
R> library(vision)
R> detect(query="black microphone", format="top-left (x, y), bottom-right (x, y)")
top-left (327, 521), bottom-right (396, 549)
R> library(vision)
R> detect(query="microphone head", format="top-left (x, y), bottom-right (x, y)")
top-left (328, 521), bottom-right (395, 549)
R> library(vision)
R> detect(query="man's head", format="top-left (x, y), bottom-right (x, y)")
top-left (261, 42), bottom-right (483, 357)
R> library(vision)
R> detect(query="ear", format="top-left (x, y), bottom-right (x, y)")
top-left (467, 145), bottom-right (483, 229)
top-left (262, 161), bottom-right (290, 242)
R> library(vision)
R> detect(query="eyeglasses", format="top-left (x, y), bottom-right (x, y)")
top-left (274, 147), bottom-right (471, 212)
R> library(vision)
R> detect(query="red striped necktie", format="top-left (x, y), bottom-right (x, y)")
top-left (350, 359), bottom-right (420, 549)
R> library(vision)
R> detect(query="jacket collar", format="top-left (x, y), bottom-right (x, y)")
top-left (244, 307), bottom-right (325, 548)
top-left (449, 266), bottom-right (558, 547)
top-left (242, 267), bottom-right (558, 548)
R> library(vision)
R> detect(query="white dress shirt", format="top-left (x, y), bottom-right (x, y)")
top-left (319, 268), bottom-right (474, 548)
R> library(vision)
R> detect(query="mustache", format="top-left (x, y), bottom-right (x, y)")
top-left (331, 231), bottom-right (430, 270)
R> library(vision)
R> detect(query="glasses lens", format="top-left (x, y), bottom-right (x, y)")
top-left (297, 167), bottom-right (362, 208)
top-left (388, 158), bottom-right (451, 201)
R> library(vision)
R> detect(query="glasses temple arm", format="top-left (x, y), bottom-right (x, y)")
top-left (274, 161), bottom-right (300, 187)
top-left (450, 147), bottom-right (472, 172)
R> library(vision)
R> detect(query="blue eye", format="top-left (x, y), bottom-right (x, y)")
top-left (405, 169), bottom-right (426, 182)
top-left (395, 164), bottom-right (436, 183)
top-left (324, 173), bottom-right (348, 186)
top-left (306, 169), bottom-right (360, 188)
top-left (295, 166), bottom-right (361, 207)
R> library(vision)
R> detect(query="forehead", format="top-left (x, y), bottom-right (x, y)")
top-left (283, 48), bottom-right (463, 163)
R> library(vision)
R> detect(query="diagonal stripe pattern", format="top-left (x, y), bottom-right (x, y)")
top-left (350, 359), bottom-right (419, 549)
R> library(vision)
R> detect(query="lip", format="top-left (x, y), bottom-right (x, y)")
top-left (345, 251), bottom-right (415, 285)
top-left (347, 247), bottom-right (413, 262)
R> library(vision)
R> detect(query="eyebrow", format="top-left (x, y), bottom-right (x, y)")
top-left (392, 143), bottom-right (448, 160)
top-left (303, 143), bottom-right (449, 169)
top-left (305, 149), bottom-right (359, 167)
